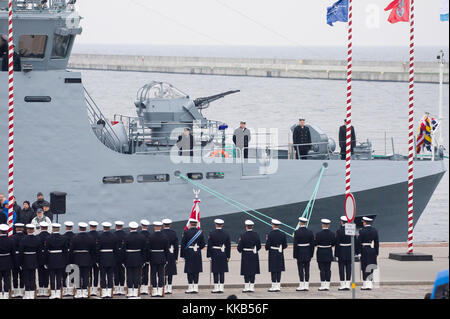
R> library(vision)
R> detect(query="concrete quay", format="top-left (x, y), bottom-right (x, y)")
top-left (68, 54), bottom-right (450, 83)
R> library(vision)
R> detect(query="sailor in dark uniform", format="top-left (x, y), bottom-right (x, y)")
top-left (265, 219), bottom-right (287, 292)
top-left (207, 219), bottom-right (231, 294)
top-left (46, 223), bottom-right (69, 299)
top-left (292, 118), bottom-right (312, 160)
top-left (161, 218), bottom-right (178, 295)
top-left (335, 216), bottom-right (353, 291)
top-left (70, 222), bottom-right (96, 299)
top-left (338, 119), bottom-right (357, 160)
top-left (139, 219), bottom-right (151, 295)
top-left (0, 224), bottom-right (15, 300)
top-left (180, 218), bottom-right (205, 294)
top-left (315, 219), bottom-right (336, 291)
top-left (293, 217), bottom-right (315, 291)
top-left (37, 221), bottom-right (51, 297)
top-left (237, 220), bottom-right (261, 293)
top-left (18, 224), bottom-right (41, 299)
top-left (358, 217), bottom-right (379, 291)
top-left (96, 222), bottom-right (118, 299)
top-left (123, 221), bottom-right (146, 299)
top-left (11, 223), bottom-right (26, 298)
top-left (113, 220), bottom-right (126, 296)
top-left (148, 221), bottom-right (169, 297)
top-left (88, 221), bottom-right (100, 296)
top-left (62, 221), bottom-right (75, 297)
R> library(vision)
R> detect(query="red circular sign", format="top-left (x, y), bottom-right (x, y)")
top-left (345, 193), bottom-right (356, 223)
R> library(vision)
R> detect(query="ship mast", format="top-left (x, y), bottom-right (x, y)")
top-left (437, 50), bottom-right (445, 146)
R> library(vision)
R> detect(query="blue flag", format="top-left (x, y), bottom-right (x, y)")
top-left (327, 0), bottom-right (349, 26)
top-left (441, 0), bottom-right (449, 21)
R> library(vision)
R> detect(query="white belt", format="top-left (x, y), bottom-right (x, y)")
top-left (15, 251), bottom-right (19, 254)
top-left (340, 243), bottom-right (352, 247)
top-left (49, 250), bottom-right (62, 254)
top-left (362, 241), bottom-right (375, 248)
top-left (168, 245), bottom-right (174, 254)
top-left (151, 249), bottom-right (164, 253)
top-left (243, 247), bottom-right (257, 254)
top-left (297, 243), bottom-right (310, 247)
top-left (270, 246), bottom-right (283, 253)
top-left (126, 249), bottom-right (141, 253)
top-left (0, 253), bottom-right (10, 257)
top-left (24, 252), bottom-right (36, 255)
top-left (317, 245), bottom-right (332, 248)
top-left (188, 244), bottom-right (200, 252)
top-left (212, 245), bottom-right (226, 253)
top-left (100, 249), bottom-right (114, 253)
top-left (73, 250), bottom-right (89, 253)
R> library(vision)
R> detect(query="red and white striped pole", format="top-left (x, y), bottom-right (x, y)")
top-left (7, 0), bottom-right (15, 237)
top-left (407, 0), bottom-right (415, 254)
top-left (345, 0), bottom-right (353, 196)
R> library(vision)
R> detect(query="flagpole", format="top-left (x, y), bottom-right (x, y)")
top-left (407, 0), bottom-right (415, 254)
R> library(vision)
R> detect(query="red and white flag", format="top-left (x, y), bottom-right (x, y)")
top-left (384, 0), bottom-right (410, 23)
top-left (184, 190), bottom-right (201, 230)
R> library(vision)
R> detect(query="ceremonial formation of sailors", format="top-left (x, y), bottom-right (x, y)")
top-left (0, 215), bottom-right (379, 299)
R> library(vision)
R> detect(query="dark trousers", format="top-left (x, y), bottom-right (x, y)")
top-left (90, 264), bottom-right (99, 287)
top-left (361, 263), bottom-right (377, 281)
top-left (338, 261), bottom-right (352, 281)
top-left (318, 262), bottom-right (331, 281)
top-left (270, 272), bottom-right (281, 283)
top-left (49, 268), bottom-right (64, 290)
top-left (167, 274), bottom-right (173, 285)
top-left (150, 264), bottom-right (164, 288)
top-left (141, 263), bottom-right (149, 285)
top-left (243, 148), bottom-right (249, 159)
top-left (126, 267), bottom-right (140, 289)
top-left (297, 261), bottom-right (310, 282)
top-left (23, 268), bottom-right (36, 291)
top-left (0, 270), bottom-right (11, 292)
top-left (12, 268), bottom-right (24, 289)
top-left (244, 274), bottom-right (255, 283)
top-left (38, 266), bottom-right (49, 288)
top-left (213, 272), bottom-right (225, 284)
top-left (79, 266), bottom-right (90, 289)
top-left (187, 273), bottom-right (199, 284)
top-left (100, 266), bottom-right (114, 289)
top-left (114, 264), bottom-right (125, 286)
top-left (294, 146), bottom-right (309, 160)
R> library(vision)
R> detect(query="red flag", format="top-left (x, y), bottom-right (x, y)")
top-left (184, 196), bottom-right (201, 230)
top-left (384, 0), bottom-right (410, 23)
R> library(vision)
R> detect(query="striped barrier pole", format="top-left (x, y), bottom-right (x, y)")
top-left (345, 0), bottom-right (353, 196)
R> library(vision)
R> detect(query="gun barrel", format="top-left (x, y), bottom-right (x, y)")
top-left (194, 90), bottom-right (240, 107)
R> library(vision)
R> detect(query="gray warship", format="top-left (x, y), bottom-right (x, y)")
top-left (0, 1), bottom-right (447, 242)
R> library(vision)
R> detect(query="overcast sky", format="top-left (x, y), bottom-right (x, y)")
top-left (75, 0), bottom-right (449, 47)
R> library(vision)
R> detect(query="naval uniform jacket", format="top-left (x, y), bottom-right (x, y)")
top-left (335, 225), bottom-right (353, 262)
top-left (140, 230), bottom-right (151, 262)
top-left (237, 230), bottom-right (261, 276)
top-left (265, 229), bottom-right (288, 272)
top-left (293, 126), bottom-right (312, 151)
top-left (96, 231), bottom-right (119, 268)
top-left (161, 228), bottom-right (179, 275)
top-left (293, 226), bottom-right (315, 262)
top-left (45, 233), bottom-right (69, 270)
top-left (123, 231), bottom-right (146, 268)
top-left (233, 127), bottom-right (251, 150)
top-left (37, 231), bottom-right (51, 266)
top-left (19, 234), bottom-right (42, 270)
top-left (11, 231), bottom-right (26, 269)
top-left (70, 232), bottom-right (96, 267)
top-left (63, 231), bottom-right (75, 247)
top-left (314, 229), bottom-right (336, 263)
top-left (147, 231), bottom-right (170, 265)
top-left (207, 229), bottom-right (231, 273)
top-left (180, 227), bottom-right (205, 274)
top-left (113, 229), bottom-right (127, 265)
top-left (357, 226), bottom-right (379, 267)
top-left (0, 234), bottom-right (15, 271)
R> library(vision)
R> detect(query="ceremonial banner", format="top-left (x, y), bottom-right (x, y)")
top-left (384, 0), bottom-right (410, 23)
top-left (184, 192), bottom-right (201, 230)
top-left (327, 0), bottom-right (349, 26)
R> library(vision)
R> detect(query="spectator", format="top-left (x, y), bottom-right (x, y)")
top-left (32, 192), bottom-right (50, 213)
top-left (11, 196), bottom-right (22, 221)
top-left (20, 201), bottom-right (35, 225)
top-left (0, 193), bottom-right (16, 224)
top-left (42, 202), bottom-right (53, 222)
top-left (31, 208), bottom-right (52, 235)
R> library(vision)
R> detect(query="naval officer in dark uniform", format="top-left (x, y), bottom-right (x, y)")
top-left (180, 218), bottom-right (205, 294)
top-left (358, 217), bottom-right (379, 290)
top-left (148, 221), bottom-right (169, 297)
top-left (123, 221), bottom-right (146, 299)
top-left (335, 216), bottom-right (353, 291)
top-left (46, 223), bottom-right (69, 299)
top-left (237, 220), bottom-right (261, 293)
top-left (37, 221), bottom-right (51, 297)
top-left (0, 224), bottom-right (15, 300)
top-left (18, 224), bottom-right (41, 299)
top-left (207, 219), bottom-right (231, 294)
top-left (62, 221), bottom-right (75, 297)
top-left (161, 219), bottom-right (178, 295)
top-left (70, 222), bottom-right (96, 299)
top-left (88, 221), bottom-right (100, 296)
top-left (113, 220), bottom-right (126, 296)
top-left (11, 223), bottom-right (26, 298)
top-left (292, 118), bottom-right (312, 160)
top-left (339, 119), bottom-right (357, 160)
top-left (315, 219), bottom-right (336, 291)
top-left (265, 219), bottom-right (287, 292)
top-left (293, 217), bottom-right (315, 291)
top-left (96, 222), bottom-right (118, 299)
top-left (139, 219), bottom-right (151, 295)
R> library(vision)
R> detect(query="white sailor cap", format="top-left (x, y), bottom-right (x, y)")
top-left (162, 219), bottom-right (172, 225)
top-left (340, 216), bottom-right (348, 222)
top-left (153, 221), bottom-right (163, 226)
top-left (88, 221), bottom-right (99, 227)
top-left (26, 224), bottom-right (36, 229)
top-left (362, 217), bottom-right (373, 222)
top-left (321, 219), bottom-right (331, 224)
top-left (214, 219), bottom-right (224, 224)
top-left (114, 221), bottom-right (124, 226)
top-left (299, 217), bottom-right (308, 223)
top-left (15, 223), bottom-right (25, 227)
top-left (64, 221), bottom-right (74, 227)
top-left (140, 219), bottom-right (150, 226)
top-left (240, 120), bottom-right (246, 124)
top-left (0, 224), bottom-right (9, 232)
top-left (78, 222), bottom-right (88, 228)
top-left (188, 218), bottom-right (198, 224)
top-left (245, 220), bottom-right (254, 226)
top-left (40, 222), bottom-right (49, 228)
top-left (271, 219), bottom-right (281, 225)
top-left (129, 222), bottom-right (139, 229)
top-left (102, 222), bottom-right (112, 228)
top-left (52, 223), bottom-right (61, 228)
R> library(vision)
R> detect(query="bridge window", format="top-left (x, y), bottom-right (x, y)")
top-left (206, 172), bottom-right (225, 179)
top-left (51, 34), bottom-right (72, 59)
top-left (18, 35), bottom-right (48, 59)
top-left (187, 173), bottom-right (203, 180)
top-left (102, 176), bottom-right (134, 184)
top-left (137, 174), bottom-right (170, 183)
top-left (24, 96), bottom-right (51, 103)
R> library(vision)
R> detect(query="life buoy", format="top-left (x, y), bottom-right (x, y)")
top-left (209, 150), bottom-right (230, 158)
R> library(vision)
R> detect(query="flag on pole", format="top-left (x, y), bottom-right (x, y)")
top-left (416, 115), bottom-right (438, 154)
top-left (441, 0), bottom-right (449, 21)
top-left (184, 190), bottom-right (201, 230)
top-left (327, 0), bottom-right (349, 26)
top-left (384, 0), bottom-right (410, 23)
